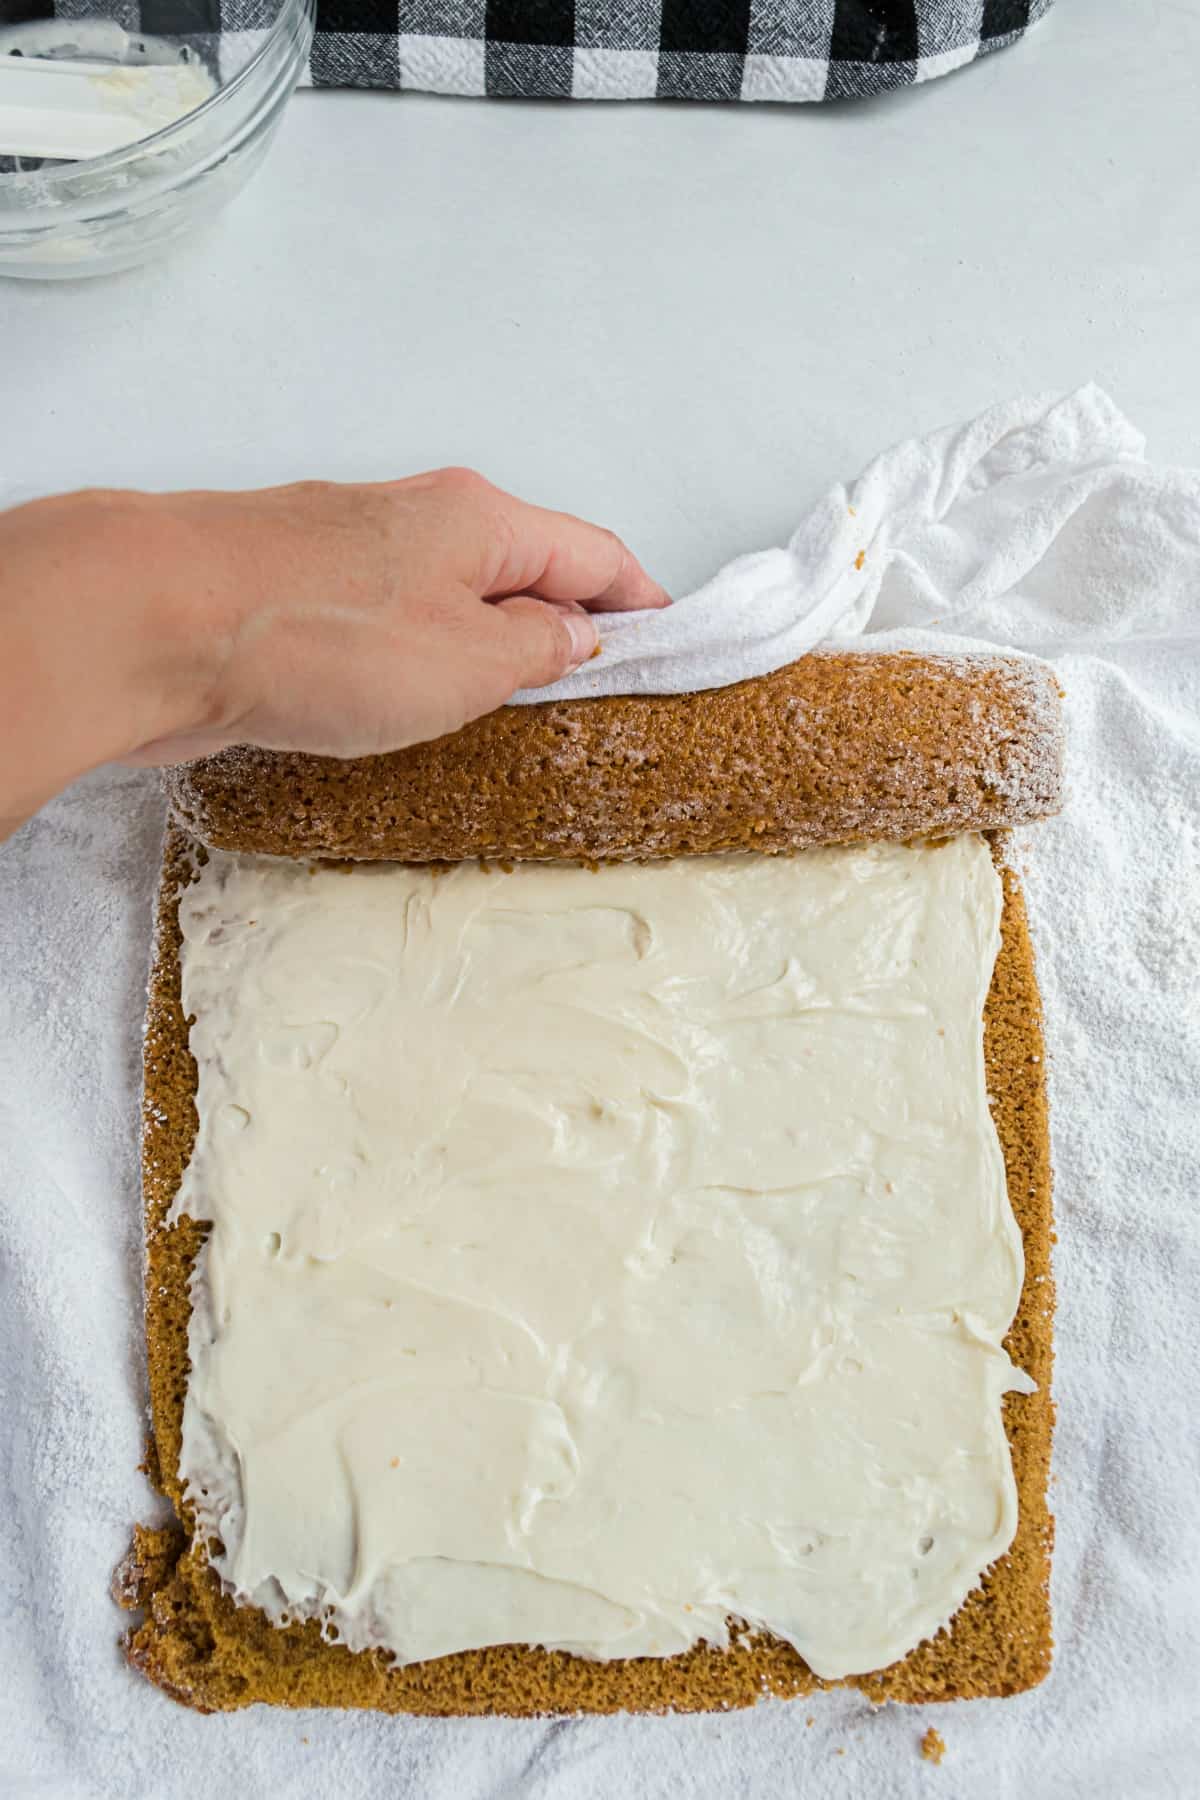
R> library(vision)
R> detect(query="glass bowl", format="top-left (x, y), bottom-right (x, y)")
top-left (0, 0), bottom-right (314, 279)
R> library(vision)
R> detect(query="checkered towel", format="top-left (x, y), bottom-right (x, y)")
top-left (15, 2), bottom-right (1055, 101)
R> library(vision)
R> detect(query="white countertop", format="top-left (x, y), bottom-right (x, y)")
top-left (3, 4), bottom-right (1199, 1797)
top-left (3, 0), bottom-right (1197, 595)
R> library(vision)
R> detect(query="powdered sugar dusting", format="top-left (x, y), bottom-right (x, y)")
top-left (165, 650), bottom-right (1064, 865)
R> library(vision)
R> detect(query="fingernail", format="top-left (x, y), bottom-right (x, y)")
top-left (564, 608), bottom-right (599, 669)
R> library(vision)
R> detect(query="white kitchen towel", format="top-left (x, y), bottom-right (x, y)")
top-left (1, 387), bottom-right (1197, 1799)
top-left (514, 382), bottom-right (1161, 700)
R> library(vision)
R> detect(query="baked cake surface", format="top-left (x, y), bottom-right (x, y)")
top-left (122, 652), bottom-right (1058, 1714)
top-left (163, 651), bottom-right (1064, 865)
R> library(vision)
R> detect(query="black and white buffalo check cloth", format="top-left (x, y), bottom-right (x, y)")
top-left (10, 2), bottom-right (1055, 100)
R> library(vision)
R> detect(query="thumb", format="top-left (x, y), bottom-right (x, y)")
top-left (491, 596), bottom-right (599, 692)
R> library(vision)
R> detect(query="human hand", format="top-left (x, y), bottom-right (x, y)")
top-left (126, 468), bottom-right (669, 765)
top-left (0, 472), bottom-right (668, 837)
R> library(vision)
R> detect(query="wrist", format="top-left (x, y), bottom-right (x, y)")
top-left (106, 489), bottom-right (247, 750)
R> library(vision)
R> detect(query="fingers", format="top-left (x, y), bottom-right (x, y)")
top-left (407, 469), bottom-right (670, 613)
top-left (489, 595), bottom-right (600, 692)
top-left (493, 502), bottom-right (670, 613)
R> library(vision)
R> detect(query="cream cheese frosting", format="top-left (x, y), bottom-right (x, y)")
top-left (173, 837), bottom-right (1034, 1681)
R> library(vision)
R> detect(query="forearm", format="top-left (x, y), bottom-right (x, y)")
top-left (0, 490), bottom-right (223, 839)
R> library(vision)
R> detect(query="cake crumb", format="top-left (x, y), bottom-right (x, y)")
top-left (806, 1716), bottom-right (815, 1727)
top-left (854, 550), bottom-right (866, 570)
top-left (921, 1726), bottom-right (946, 1765)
